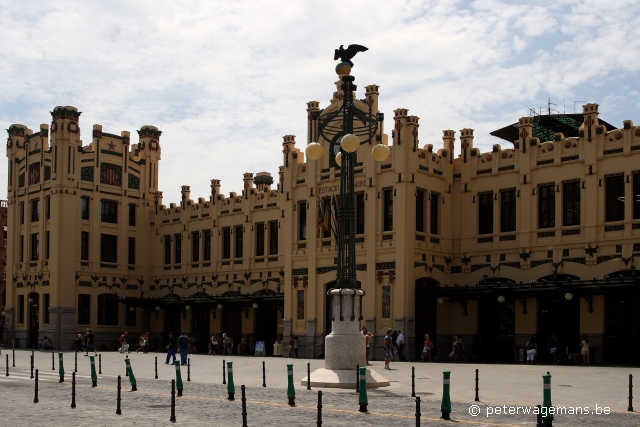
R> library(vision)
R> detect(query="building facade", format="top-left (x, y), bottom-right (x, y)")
top-left (4, 78), bottom-right (640, 364)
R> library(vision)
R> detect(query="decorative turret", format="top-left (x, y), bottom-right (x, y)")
top-left (581, 103), bottom-right (600, 143)
top-left (254, 172), bottom-right (273, 192)
top-left (181, 185), bottom-right (191, 208)
top-left (364, 84), bottom-right (380, 116)
top-left (306, 101), bottom-right (320, 145)
top-left (442, 130), bottom-right (455, 164)
top-left (243, 173), bottom-right (254, 198)
top-left (459, 129), bottom-right (474, 163)
top-left (210, 179), bottom-right (221, 203)
top-left (282, 135), bottom-right (296, 168)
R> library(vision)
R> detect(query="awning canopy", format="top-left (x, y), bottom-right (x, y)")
top-left (119, 289), bottom-right (284, 311)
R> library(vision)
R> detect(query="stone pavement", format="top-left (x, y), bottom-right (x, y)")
top-left (1, 349), bottom-right (639, 426)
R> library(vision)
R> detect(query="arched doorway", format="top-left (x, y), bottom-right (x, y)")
top-left (27, 292), bottom-right (39, 349)
top-left (414, 278), bottom-right (439, 360)
top-left (477, 277), bottom-right (516, 362)
top-left (190, 306), bottom-right (210, 354)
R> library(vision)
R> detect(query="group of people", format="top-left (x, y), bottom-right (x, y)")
top-left (164, 331), bottom-right (192, 365)
top-left (525, 334), bottom-right (591, 365)
top-left (287, 334), bottom-right (300, 358)
top-left (207, 333), bottom-right (258, 356)
top-left (72, 328), bottom-right (96, 355)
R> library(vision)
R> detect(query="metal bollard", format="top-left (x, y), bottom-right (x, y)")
top-left (475, 369), bottom-right (480, 402)
top-left (241, 385), bottom-right (248, 427)
top-left (170, 379), bottom-right (176, 422)
top-left (74, 352), bottom-right (78, 373)
top-left (356, 364), bottom-right (360, 393)
top-left (116, 376), bottom-right (122, 415)
top-left (99, 354), bottom-right (102, 375)
top-left (5, 354), bottom-right (8, 376)
top-left (125, 355), bottom-right (129, 377)
top-left (52, 351), bottom-right (55, 371)
top-left (13, 349), bottom-right (15, 367)
top-left (262, 360), bottom-right (266, 387)
top-left (223, 359), bottom-right (226, 384)
top-left (629, 374), bottom-right (634, 412)
top-left (536, 404), bottom-right (543, 427)
top-left (542, 373), bottom-right (554, 426)
top-left (71, 372), bottom-right (76, 408)
top-left (307, 362), bottom-right (311, 390)
top-left (34, 369), bottom-right (39, 403)
top-left (287, 364), bottom-right (295, 406)
top-left (125, 357), bottom-right (137, 391)
top-left (90, 355), bottom-right (97, 387)
top-left (227, 361), bottom-right (235, 400)
top-left (30, 355), bottom-right (34, 379)
top-left (155, 356), bottom-right (158, 379)
top-left (415, 396), bottom-right (421, 427)
top-left (58, 352), bottom-right (65, 383)
top-left (411, 366), bottom-right (416, 397)
top-left (317, 390), bottom-right (323, 426)
top-left (358, 365), bottom-right (368, 412)
top-left (174, 361), bottom-right (183, 396)
top-left (187, 358), bottom-right (190, 382)
top-left (441, 370), bottom-right (451, 420)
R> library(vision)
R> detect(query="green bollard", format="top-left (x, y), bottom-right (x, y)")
top-left (125, 357), bottom-right (137, 391)
top-left (227, 361), bottom-right (235, 400)
top-left (542, 373), bottom-right (554, 425)
top-left (441, 370), bottom-right (451, 420)
top-left (174, 361), bottom-right (183, 396)
top-left (89, 356), bottom-right (97, 387)
top-left (287, 364), bottom-right (295, 406)
top-left (58, 352), bottom-right (65, 383)
top-left (358, 366), bottom-right (368, 412)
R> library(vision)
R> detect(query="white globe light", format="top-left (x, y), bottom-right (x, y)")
top-left (437, 297), bottom-right (444, 304)
top-left (335, 151), bottom-right (343, 166)
top-left (372, 143), bottom-right (390, 161)
top-left (129, 306), bottom-right (135, 312)
top-left (565, 292), bottom-right (573, 301)
top-left (497, 295), bottom-right (506, 303)
top-left (155, 306), bottom-right (161, 311)
top-left (217, 304), bottom-right (223, 309)
top-left (340, 133), bottom-right (359, 153)
top-left (185, 305), bottom-right (191, 310)
top-left (253, 303), bottom-right (259, 309)
top-left (305, 142), bottom-right (324, 160)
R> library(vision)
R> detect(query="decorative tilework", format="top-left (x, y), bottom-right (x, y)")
top-left (292, 268), bottom-right (308, 275)
top-left (376, 262), bottom-right (396, 270)
top-left (100, 163), bottom-right (122, 186)
top-left (44, 165), bottom-right (51, 181)
top-left (28, 162), bottom-right (40, 185)
top-left (128, 174), bottom-right (140, 190)
top-left (382, 285), bottom-right (391, 318)
top-left (18, 172), bottom-right (25, 188)
top-left (531, 260), bottom-right (552, 268)
top-left (81, 166), bottom-right (94, 182)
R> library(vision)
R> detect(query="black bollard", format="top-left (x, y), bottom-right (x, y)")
top-left (317, 390), bottom-right (322, 427)
top-left (187, 358), bottom-right (190, 382)
top-left (629, 374), bottom-right (634, 412)
top-left (116, 376), bottom-right (122, 415)
top-left (475, 369), bottom-right (480, 402)
top-left (99, 354), bottom-right (102, 375)
top-left (125, 355), bottom-right (129, 377)
top-left (536, 404), bottom-right (543, 427)
top-left (155, 356), bottom-right (158, 379)
top-left (415, 396), bottom-right (421, 427)
top-left (223, 359), bottom-right (226, 384)
top-left (34, 369), bottom-right (39, 403)
top-left (356, 364), bottom-right (360, 393)
top-left (71, 372), bottom-right (76, 408)
top-left (5, 354), bottom-right (8, 376)
top-left (74, 352), bottom-right (78, 373)
top-left (262, 361), bottom-right (266, 387)
top-left (241, 385), bottom-right (248, 427)
top-left (30, 355), bottom-right (34, 379)
top-left (51, 352), bottom-right (55, 371)
top-left (12, 349), bottom-right (15, 367)
top-left (411, 366), bottom-right (416, 397)
top-left (31, 351), bottom-right (34, 370)
top-left (307, 362), bottom-right (311, 390)
top-left (170, 379), bottom-right (176, 422)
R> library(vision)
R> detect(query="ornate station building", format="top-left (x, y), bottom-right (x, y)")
top-left (4, 75), bottom-right (640, 364)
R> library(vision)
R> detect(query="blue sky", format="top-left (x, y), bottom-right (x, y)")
top-left (1, 0), bottom-right (639, 201)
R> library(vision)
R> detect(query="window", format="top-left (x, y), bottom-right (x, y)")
top-left (605, 175), bottom-right (625, 222)
top-left (320, 197), bottom-right (332, 238)
top-left (81, 197), bottom-right (90, 220)
top-left (500, 189), bottom-right (516, 233)
top-left (30, 233), bottom-right (39, 261)
top-left (164, 236), bottom-right (171, 265)
top-left (415, 190), bottom-right (425, 232)
top-left (20, 235), bottom-right (24, 262)
top-left (298, 201), bottom-right (307, 240)
top-left (97, 294), bottom-right (118, 325)
top-left (128, 204), bottom-right (136, 226)
top-left (78, 294), bottom-right (91, 325)
top-left (634, 174), bottom-right (640, 220)
top-left (81, 232), bottom-right (89, 260)
top-left (191, 231), bottom-right (200, 262)
top-left (46, 196), bottom-right (50, 220)
top-left (235, 226), bottom-right (243, 258)
top-left (45, 231), bottom-right (50, 259)
top-left (269, 221), bottom-right (279, 255)
top-left (125, 298), bottom-right (136, 327)
top-left (563, 181), bottom-right (580, 226)
top-left (430, 193), bottom-right (439, 235)
top-left (101, 200), bottom-right (118, 223)
top-left (356, 193), bottom-right (365, 234)
top-left (31, 199), bottom-right (40, 222)
top-left (256, 224), bottom-right (264, 257)
top-left (222, 228), bottom-right (231, 259)
top-left (20, 202), bottom-right (24, 224)
top-left (18, 295), bottom-right (24, 324)
top-left (100, 234), bottom-right (117, 263)
top-left (174, 234), bottom-right (182, 264)
top-left (478, 193), bottom-right (494, 235)
top-left (383, 188), bottom-right (393, 231)
top-left (538, 184), bottom-right (555, 229)
top-left (203, 230), bottom-right (211, 261)
top-left (43, 293), bottom-right (50, 324)
top-left (128, 237), bottom-right (136, 265)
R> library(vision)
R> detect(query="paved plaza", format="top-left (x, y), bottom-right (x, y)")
top-left (1, 349), bottom-right (639, 426)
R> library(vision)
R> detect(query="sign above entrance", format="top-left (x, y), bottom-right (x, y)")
top-left (318, 179), bottom-right (367, 196)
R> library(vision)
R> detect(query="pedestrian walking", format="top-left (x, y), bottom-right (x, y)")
top-left (396, 330), bottom-right (405, 361)
top-left (384, 328), bottom-right (395, 370)
top-left (222, 332), bottom-right (228, 355)
top-left (421, 334), bottom-right (433, 362)
top-left (293, 336), bottom-right (300, 358)
top-left (178, 332), bottom-right (190, 365)
top-left (73, 333), bottom-right (83, 352)
top-left (85, 329), bottom-right (96, 357)
top-left (361, 327), bottom-right (373, 365)
top-left (547, 333), bottom-right (559, 364)
top-left (288, 334), bottom-right (295, 358)
top-left (525, 335), bottom-right (537, 365)
top-left (209, 334), bottom-right (218, 356)
top-left (580, 335), bottom-right (590, 365)
top-left (165, 332), bottom-right (177, 364)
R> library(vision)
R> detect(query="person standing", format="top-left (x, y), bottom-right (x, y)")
top-left (178, 331), bottom-right (190, 365)
top-left (421, 334), bottom-right (433, 362)
top-left (548, 333), bottom-right (560, 364)
top-left (525, 336), bottom-right (537, 365)
top-left (384, 328), bottom-right (395, 370)
top-left (165, 332), bottom-right (177, 364)
top-left (209, 334), bottom-right (218, 356)
top-left (396, 330), bottom-right (405, 361)
top-left (222, 332), bottom-right (228, 355)
top-left (293, 336), bottom-right (300, 358)
top-left (74, 333), bottom-right (83, 352)
top-left (361, 327), bottom-right (374, 366)
top-left (580, 335), bottom-right (590, 365)
top-left (288, 333), bottom-right (295, 358)
top-left (84, 328), bottom-right (96, 356)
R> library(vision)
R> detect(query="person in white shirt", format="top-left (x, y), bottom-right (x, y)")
top-left (397, 330), bottom-right (405, 361)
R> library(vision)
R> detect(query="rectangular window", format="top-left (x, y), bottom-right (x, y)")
top-left (164, 235), bottom-right (171, 265)
top-left (18, 295), bottom-right (24, 324)
top-left (500, 189), bottom-right (516, 233)
top-left (222, 228), bottom-right (231, 259)
top-left (81, 232), bottom-right (89, 260)
top-left (100, 234), bottom-right (117, 263)
top-left (430, 193), bottom-right (439, 235)
top-left (605, 175), bottom-right (625, 222)
top-left (320, 197), bottom-right (332, 239)
top-left (192, 231), bottom-right (200, 262)
top-left (78, 294), bottom-right (91, 325)
top-left (45, 231), bottom-right (50, 259)
top-left (203, 230), bottom-right (211, 261)
top-left (101, 200), bottom-right (118, 223)
top-left (383, 188), bottom-right (393, 231)
top-left (97, 294), bottom-right (118, 326)
top-left (297, 290), bottom-right (305, 320)
top-left (416, 190), bottom-right (425, 232)
top-left (634, 173), bottom-right (640, 220)
top-left (19, 235), bottom-right (24, 262)
top-left (174, 234), bottom-right (182, 264)
top-left (20, 202), bottom-right (24, 224)
top-left (128, 204), bottom-right (136, 226)
top-left (43, 293), bottom-right (50, 324)
top-left (125, 298), bottom-right (136, 327)
top-left (256, 224), bottom-right (264, 257)
top-left (81, 197), bottom-right (90, 220)
top-left (269, 221), bottom-right (279, 255)
top-left (31, 199), bottom-right (40, 222)
top-left (128, 237), bottom-right (136, 265)
top-left (30, 233), bottom-right (39, 261)
top-left (478, 193), bottom-right (494, 235)
top-left (538, 184), bottom-right (555, 229)
top-left (563, 181), bottom-right (581, 226)
top-left (356, 193), bottom-right (365, 234)
top-left (46, 196), bottom-right (50, 220)
top-left (235, 226), bottom-right (243, 258)
top-left (298, 201), bottom-right (307, 240)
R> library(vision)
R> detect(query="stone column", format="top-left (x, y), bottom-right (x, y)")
top-left (325, 289), bottom-right (366, 370)
top-left (306, 318), bottom-right (317, 358)
top-left (48, 307), bottom-right (76, 351)
top-left (4, 307), bottom-right (14, 347)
